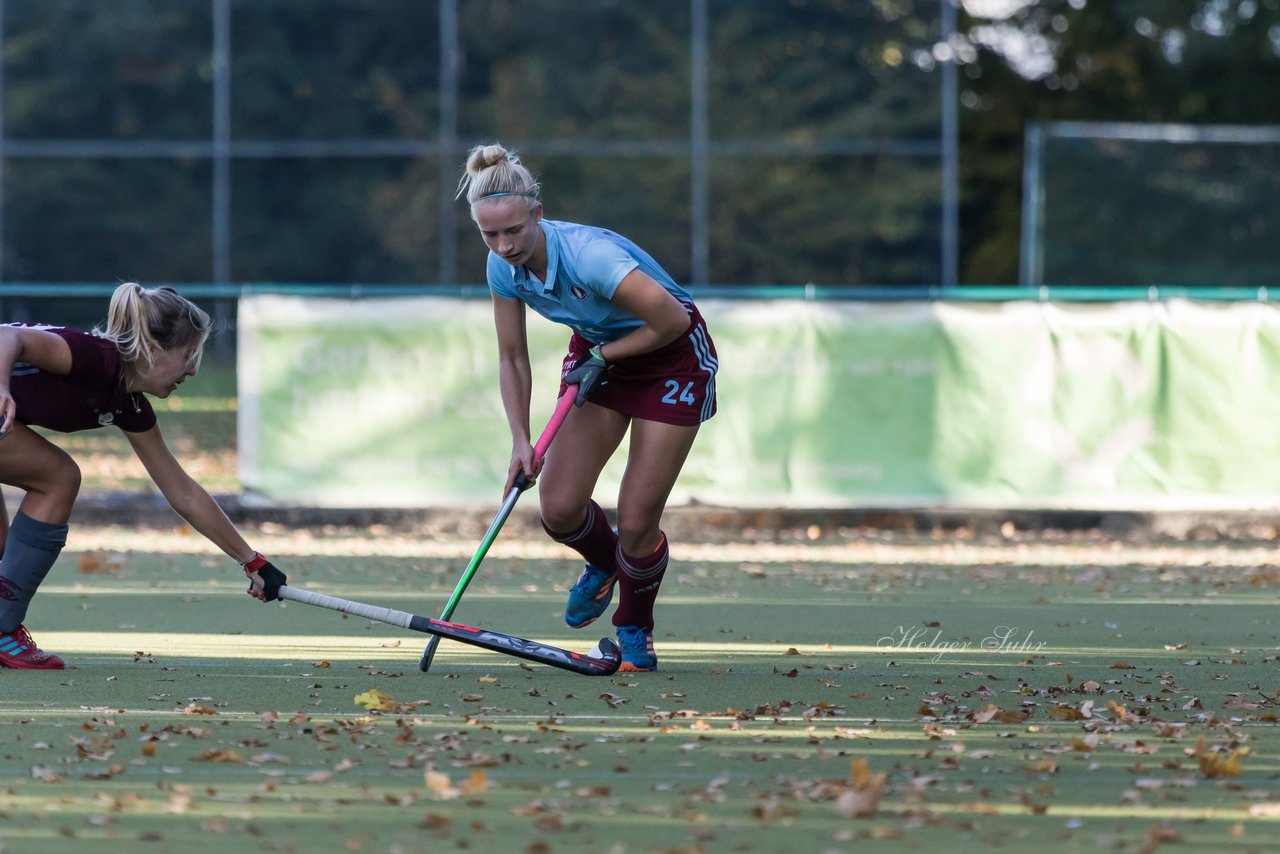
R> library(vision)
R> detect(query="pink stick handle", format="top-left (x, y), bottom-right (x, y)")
top-left (532, 387), bottom-right (577, 465)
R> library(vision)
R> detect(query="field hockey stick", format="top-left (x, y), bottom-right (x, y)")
top-left (279, 585), bottom-right (620, 676)
top-left (418, 388), bottom-right (578, 672)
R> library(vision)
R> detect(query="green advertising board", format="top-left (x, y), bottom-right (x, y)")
top-left (239, 296), bottom-right (1280, 510)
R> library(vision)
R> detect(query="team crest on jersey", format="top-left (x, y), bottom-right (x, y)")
top-left (570, 284), bottom-right (587, 301)
top-left (98, 412), bottom-right (115, 426)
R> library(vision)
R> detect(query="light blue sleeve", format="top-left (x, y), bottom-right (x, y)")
top-left (486, 252), bottom-right (518, 299)
top-left (574, 238), bottom-right (640, 299)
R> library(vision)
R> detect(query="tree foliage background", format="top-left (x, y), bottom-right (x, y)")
top-left (1, 0), bottom-right (1278, 287)
top-left (961, 0), bottom-right (1280, 285)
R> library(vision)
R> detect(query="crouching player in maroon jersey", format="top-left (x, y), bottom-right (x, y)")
top-left (0, 282), bottom-right (286, 669)
top-left (457, 143), bottom-right (718, 672)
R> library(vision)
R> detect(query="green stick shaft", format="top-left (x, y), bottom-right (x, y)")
top-left (436, 482), bottom-right (524, 620)
top-left (419, 389), bottom-right (577, 672)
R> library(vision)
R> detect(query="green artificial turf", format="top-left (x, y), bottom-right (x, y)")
top-left (2, 534), bottom-right (1280, 853)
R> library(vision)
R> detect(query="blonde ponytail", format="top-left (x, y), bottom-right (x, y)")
top-left (99, 283), bottom-right (211, 368)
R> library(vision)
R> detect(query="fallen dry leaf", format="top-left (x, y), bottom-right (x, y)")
top-left (599, 692), bottom-right (629, 709)
top-left (194, 748), bottom-right (243, 763)
top-left (31, 766), bottom-right (63, 783)
top-left (972, 704), bottom-right (1028, 724)
top-left (354, 689), bottom-right (396, 712)
top-left (835, 758), bottom-right (886, 818)
top-left (461, 769), bottom-right (489, 796)
top-left (1138, 824), bottom-right (1184, 853)
top-left (1189, 737), bottom-right (1246, 779)
top-left (425, 767), bottom-right (459, 799)
top-left (418, 813), bottom-right (452, 830)
top-left (78, 552), bottom-right (124, 574)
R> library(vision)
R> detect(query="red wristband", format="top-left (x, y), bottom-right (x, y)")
top-left (241, 552), bottom-right (269, 573)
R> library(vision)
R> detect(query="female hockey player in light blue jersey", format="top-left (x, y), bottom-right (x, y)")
top-left (457, 143), bottom-right (718, 671)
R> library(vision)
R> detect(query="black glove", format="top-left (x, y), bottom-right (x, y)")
top-left (243, 552), bottom-right (287, 602)
top-left (564, 344), bottom-right (611, 407)
top-left (254, 562), bottom-right (288, 602)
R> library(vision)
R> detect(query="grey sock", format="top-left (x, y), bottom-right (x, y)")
top-left (0, 511), bottom-right (68, 633)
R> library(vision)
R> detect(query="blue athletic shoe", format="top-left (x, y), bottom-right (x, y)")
top-left (564, 564), bottom-right (616, 628)
top-left (616, 625), bottom-right (657, 672)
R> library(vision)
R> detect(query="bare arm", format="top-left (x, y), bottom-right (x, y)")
top-left (492, 294), bottom-right (536, 490)
top-left (594, 269), bottom-right (692, 362)
top-left (0, 327), bottom-right (73, 434)
top-left (126, 426), bottom-right (283, 601)
top-left (124, 425), bottom-right (254, 563)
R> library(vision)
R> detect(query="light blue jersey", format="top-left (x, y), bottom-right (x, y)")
top-left (487, 219), bottom-right (693, 344)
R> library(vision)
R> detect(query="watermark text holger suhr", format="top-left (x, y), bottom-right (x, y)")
top-left (877, 626), bottom-right (1046, 662)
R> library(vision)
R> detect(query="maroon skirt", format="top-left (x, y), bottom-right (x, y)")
top-left (558, 306), bottom-right (718, 426)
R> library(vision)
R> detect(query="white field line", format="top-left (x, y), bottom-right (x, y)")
top-left (64, 527), bottom-right (1280, 568)
top-left (34, 633), bottom-right (867, 658)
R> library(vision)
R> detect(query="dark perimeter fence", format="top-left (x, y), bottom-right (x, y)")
top-left (0, 0), bottom-right (963, 291)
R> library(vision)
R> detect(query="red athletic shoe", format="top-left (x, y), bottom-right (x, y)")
top-left (0, 625), bottom-right (65, 670)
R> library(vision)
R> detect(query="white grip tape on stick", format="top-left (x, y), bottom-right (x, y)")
top-left (280, 586), bottom-right (414, 630)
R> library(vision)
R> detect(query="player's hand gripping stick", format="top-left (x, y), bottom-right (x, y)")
top-left (563, 345), bottom-right (610, 406)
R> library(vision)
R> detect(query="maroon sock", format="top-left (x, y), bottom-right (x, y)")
top-left (542, 500), bottom-right (618, 575)
top-left (611, 534), bottom-right (668, 633)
